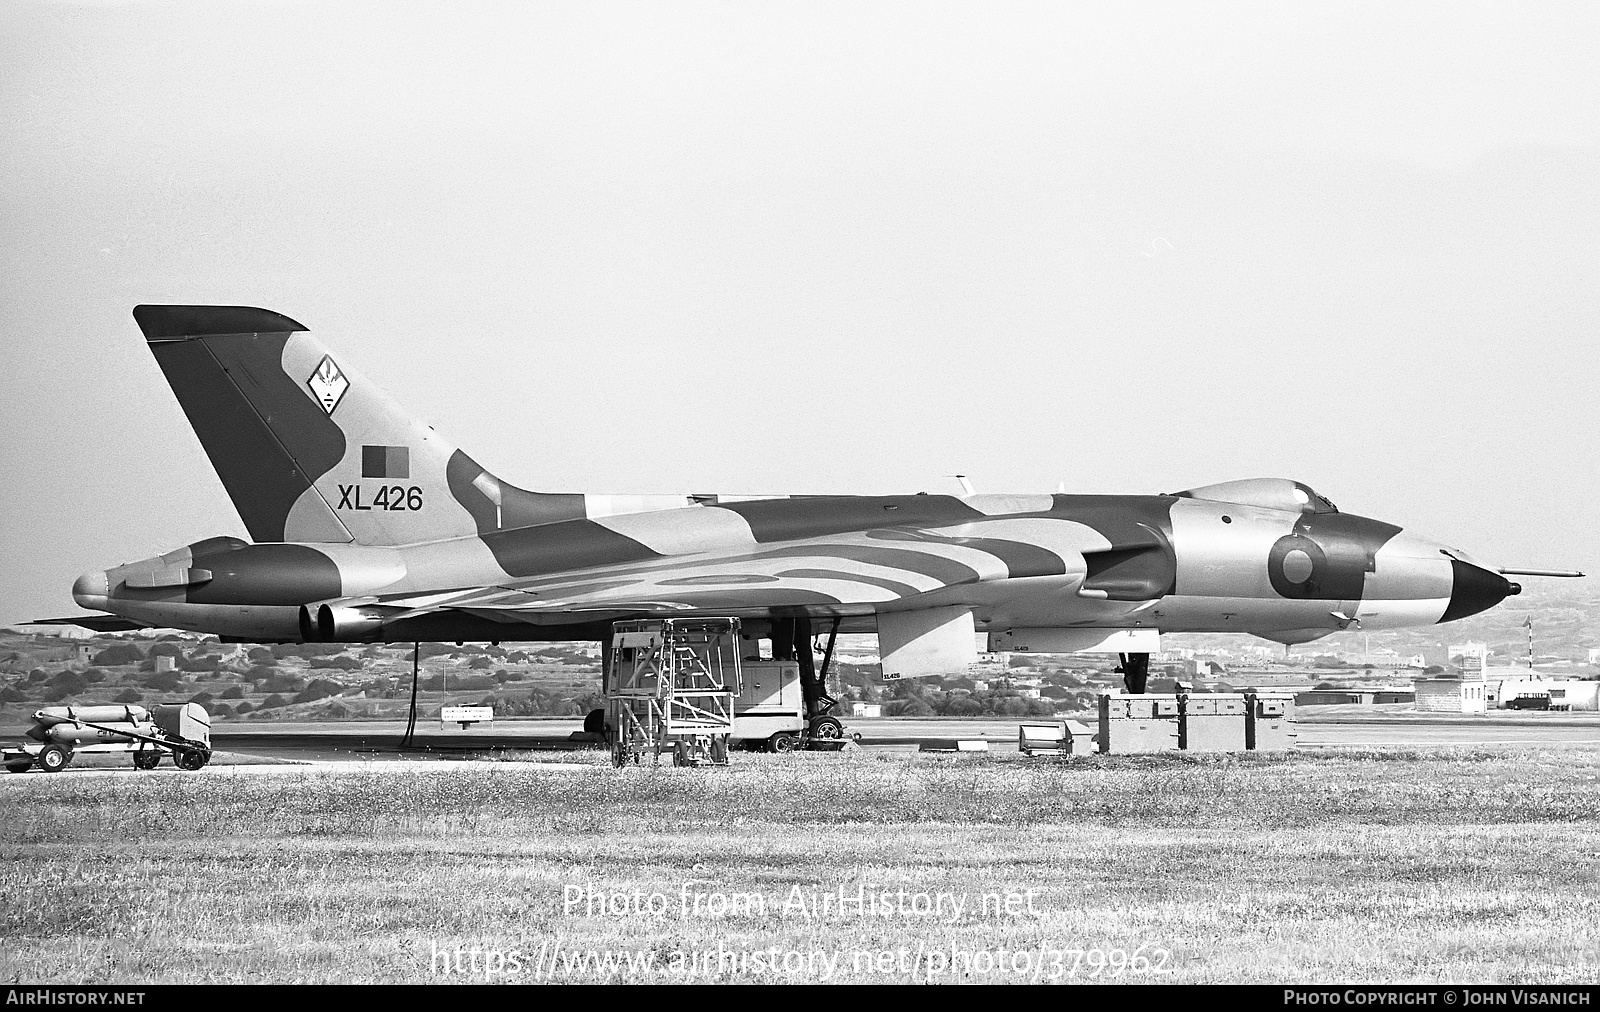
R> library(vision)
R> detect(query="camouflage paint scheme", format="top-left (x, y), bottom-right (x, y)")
top-left (68, 306), bottom-right (1523, 673)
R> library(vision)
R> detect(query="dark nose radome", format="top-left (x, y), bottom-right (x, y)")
top-left (1439, 560), bottom-right (1516, 624)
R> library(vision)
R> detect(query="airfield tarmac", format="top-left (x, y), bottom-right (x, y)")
top-left (7, 707), bottom-right (1599, 771)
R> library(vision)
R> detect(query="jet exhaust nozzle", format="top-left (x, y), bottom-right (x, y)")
top-left (300, 599), bottom-right (386, 642)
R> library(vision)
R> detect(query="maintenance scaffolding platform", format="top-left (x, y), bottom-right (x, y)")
top-left (607, 618), bottom-right (740, 767)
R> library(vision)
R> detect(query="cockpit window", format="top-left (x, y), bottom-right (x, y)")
top-left (1293, 483), bottom-right (1339, 513)
top-left (1173, 478), bottom-right (1339, 514)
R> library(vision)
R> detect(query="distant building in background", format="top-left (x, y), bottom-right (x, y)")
top-left (1345, 648), bottom-right (1428, 668)
top-left (1414, 675), bottom-right (1490, 714)
top-left (1295, 688), bottom-right (1416, 706)
top-left (8, 624), bottom-right (95, 640)
top-left (1485, 670), bottom-right (1600, 711)
top-left (850, 702), bottom-right (882, 718)
top-left (1446, 642), bottom-right (1488, 677)
top-left (1588, 649), bottom-right (1600, 665)
top-left (1351, 647), bottom-right (1402, 666)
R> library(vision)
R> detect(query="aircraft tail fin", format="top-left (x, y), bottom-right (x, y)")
top-left (134, 305), bottom-right (582, 546)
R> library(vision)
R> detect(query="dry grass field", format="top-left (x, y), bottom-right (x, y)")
top-left (3, 747), bottom-right (1599, 984)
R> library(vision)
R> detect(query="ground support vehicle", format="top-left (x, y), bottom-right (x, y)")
top-left (731, 660), bottom-right (850, 752)
top-left (3, 703), bottom-right (212, 773)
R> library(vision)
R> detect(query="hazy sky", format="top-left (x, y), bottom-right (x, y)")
top-left (2, 1), bottom-right (1597, 625)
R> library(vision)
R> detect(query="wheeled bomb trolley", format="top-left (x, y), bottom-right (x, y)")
top-left (3, 703), bottom-right (212, 773)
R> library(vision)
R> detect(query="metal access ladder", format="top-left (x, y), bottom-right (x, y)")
top-left (607, 618), bottom-right (740, 767)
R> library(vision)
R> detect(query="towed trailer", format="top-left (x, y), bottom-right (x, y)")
top-left (3, 703), bottom-right (212, 773)
top-left (732, 660), bottom-right (848, 752)
top-left (731, 616), bottom-right (851, 753)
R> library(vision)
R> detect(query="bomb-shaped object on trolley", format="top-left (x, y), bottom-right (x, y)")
top-left (26, 703), bottom-right (211, 748)
top-left (27, 704), bottom-right (154, 744)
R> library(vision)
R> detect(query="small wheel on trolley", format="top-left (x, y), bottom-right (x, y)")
top-left (175, 748), bottom-right (210, 771)
top-left (132, 751), bottom-right (162, 771)
top-left (36, 744), bottom-right (71, 773)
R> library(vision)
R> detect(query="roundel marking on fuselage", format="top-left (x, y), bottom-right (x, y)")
top-left (1268, 534), bottom-right (1329, 599)
top-left (1265, 512), bottom-right (1403, 602)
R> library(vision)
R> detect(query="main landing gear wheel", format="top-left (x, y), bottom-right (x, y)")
top-left (175, 748), bottom-right (210, 772)
top-left (132, 752), bottom-right (162, 771)
top-left (584, 708), bottom-right (607, 734)
top-left (36, 745), bottom-right (70, 773)
top-left (809, 715), bottom-right (844, 740)
top-left (769, 731), bottom-right (800, 753)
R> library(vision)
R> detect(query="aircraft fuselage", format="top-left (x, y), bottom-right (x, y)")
top-left (73, 485), bottom-right (1515, 646)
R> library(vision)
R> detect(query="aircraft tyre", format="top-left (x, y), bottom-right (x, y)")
top-left (132, 752), bottom-right (162, 771)
top-left (769, 731), bottom-right (800, 753)
top-left (37, 745), bottom-right (70, 773)
top-left (5, 759), bottom-right (32, 774)
top-left (809, 715), bottom-right (844, 739)
top-left (584, 708), bottom-right (607, 734)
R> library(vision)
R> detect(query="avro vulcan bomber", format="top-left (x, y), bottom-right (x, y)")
top-left (58, 306), bottom-right (1581, 692)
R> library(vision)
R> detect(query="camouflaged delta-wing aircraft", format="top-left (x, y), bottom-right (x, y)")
top-left (58, 305), bottom-right (1582, 694)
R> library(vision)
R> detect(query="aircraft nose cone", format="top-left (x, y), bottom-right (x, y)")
top-left (72, 570), bottom-right (109, 609)
top-left (1438, 560), bottom-right (1515, 624)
